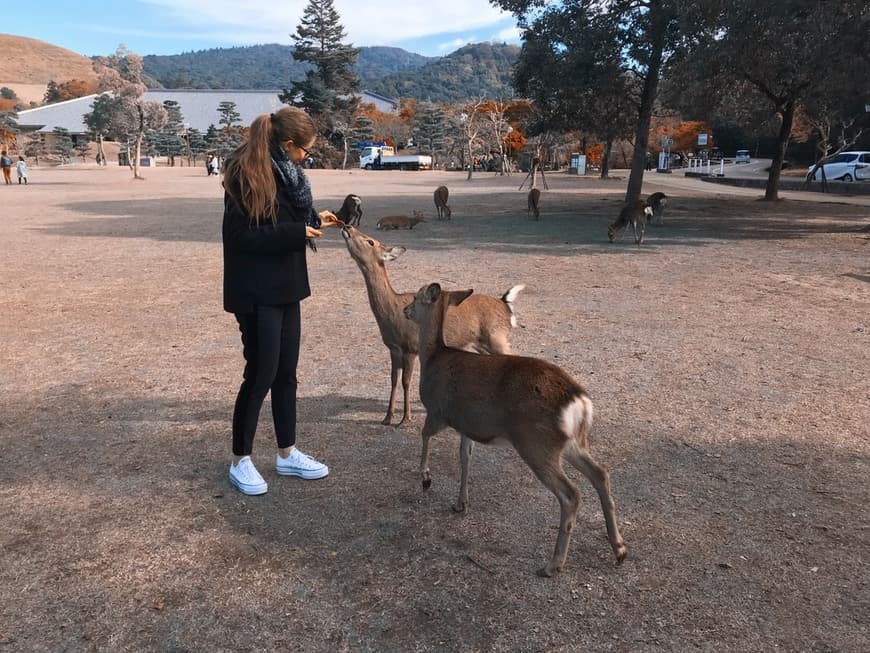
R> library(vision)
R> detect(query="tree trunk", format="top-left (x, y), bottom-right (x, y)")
top-left (341, 136), bottom-right (348, 170)
top-left (625, 4), bottom-right (667, 204)
top-left (97, 133), bottom-right (106, 166)
top-left (764, 100), bottom-right (795, 201)
top-left (466, 142), bottom-right (474, 180)
top-left (600, 139), bottom-right (613, 179)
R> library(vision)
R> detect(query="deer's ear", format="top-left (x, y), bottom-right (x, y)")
top-left (382, 246), bottom-right (406, 262)
top-left (423, 283), bottom-right (441, 302)
top-left (448, 289), bottom-right (474, 306)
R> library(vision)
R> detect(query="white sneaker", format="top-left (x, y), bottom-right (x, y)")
top-left (275, 448), bottom-right (329, 480)
top-left (229, 456), bottom-right (268, 495)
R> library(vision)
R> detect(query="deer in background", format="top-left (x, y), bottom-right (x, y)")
top-left (646, 192), bottom-right (668, 225)
top-left (377, 211), bottom-right (427, 230)
top-left (434, 185), bottom-right (451, 220)
top-left (608, 200), bottom-right (653, 245)
top-left (527, 188), bottom-right (541, 220)
top-left (341, 225), bottom-right (523, 426)
top-left (335, 193), bottom-right (363, 227)
top-left (404, 283), bottom-right (626, 576)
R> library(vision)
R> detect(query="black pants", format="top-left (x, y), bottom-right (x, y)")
top-left (232, 303), bottom-right (301, 456)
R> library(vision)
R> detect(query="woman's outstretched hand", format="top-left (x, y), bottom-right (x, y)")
top-left (318, 210), bottom-right (341, 227)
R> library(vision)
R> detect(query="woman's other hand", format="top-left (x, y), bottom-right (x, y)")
top-left (305, 226), bottom-right (323, 239)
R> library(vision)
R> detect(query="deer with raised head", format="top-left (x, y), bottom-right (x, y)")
top-left (434, 185), bottom-right (451, 220)
top-left (527, 188), bottom-right (541, 220)
top-left (341, 225), bottom-right (523, 426)
top-left (646, 192), bottom-right (668, 225)
top-left (404, 283), bottom-right (626, 576)
top-left (335, 193), bottom-right (363, 227)
top-left (607, 200), bottom-right (653, 245)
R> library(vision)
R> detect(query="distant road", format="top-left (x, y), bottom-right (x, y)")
top-left (642, 160), bottom-right (870, 207)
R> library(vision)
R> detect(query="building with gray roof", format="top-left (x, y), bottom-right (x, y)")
top-left (16, 89), bottom-right (398, 135)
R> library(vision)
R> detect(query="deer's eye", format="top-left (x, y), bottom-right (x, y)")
top-left (367, 239), bottom-right (374, 246)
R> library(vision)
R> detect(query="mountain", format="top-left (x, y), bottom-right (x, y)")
top-left (0, 34), bottom-right (99, 104)
top-left (140, 42), bottom-right (518, 102)
top-left (365, 42), bottom-right (521, 102)
top-left (141, 44), bottom-right (433, 91)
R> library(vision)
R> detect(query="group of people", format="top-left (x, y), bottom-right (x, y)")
top-left (0, 150), bottom-right (28, 185)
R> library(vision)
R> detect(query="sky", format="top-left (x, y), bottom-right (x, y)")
top-left (5, 0), bottom-right (524, 58)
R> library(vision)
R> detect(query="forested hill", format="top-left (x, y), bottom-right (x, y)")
top-left (140, 42), bottom-right (518, 102)
top-left (142, 44), bottom-right (433, 91)
top-left (365, 43), bottom-right (520, 102)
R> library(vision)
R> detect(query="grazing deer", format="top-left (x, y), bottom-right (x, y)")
top-left (404, 283), bottom-right (626, 576)
top-left (335, 193), bottom-right (363, 227)
top-left (607, 200), bottom-right (653, 245)
top-left (434, 185), bottom-right (452, 220)
top-left (527, 188), bottom-right (541, 220)
top-left (377, 211), bottom-right (426, 230)
top-left (646, 192), bottom-right (668, 225)
top-left (341, 225), bottom-right (523, 426)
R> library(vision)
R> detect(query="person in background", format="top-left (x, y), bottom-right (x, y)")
top-left (221, 106), bottom-right (339, 496)
top-left (16, 156), bottom-right (28, 185)
top-left (0, 150), bottom-right (12, 184)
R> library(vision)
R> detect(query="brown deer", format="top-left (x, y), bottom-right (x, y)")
top-left (434, 185), bottom-right (451, 220)
top-left (377, 211), bottom-right (426, 230)
top-left (335, 193), bottom-right (363, 227)
top-left (341, 225), bottom-right (523, 425)
top-left (527, 188), bottom-right (541, 220)
top-left (607, 200), bottom-right (653, 245)
top-left (646, 192), bottom-right (668, 225)
top-left (404, 283), bottom-right (626, 576)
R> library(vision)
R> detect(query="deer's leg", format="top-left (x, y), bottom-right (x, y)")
top-left (564, 443), bottom-right (627, 564)
top-left (383, 348), bottom-right (402, 425)
top-left (420, 414), bottom-right (445, 490)
top-left (397, 353), bottom-right (416, 427)
top-left (452, 435), bottom-right (474, 513)
top-left (515, 443), bottom-right (580, 577)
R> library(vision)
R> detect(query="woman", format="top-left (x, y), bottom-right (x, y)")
top-left (222, 106), bottom-right (337, 496)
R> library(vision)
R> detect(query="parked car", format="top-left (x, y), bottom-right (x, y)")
top-left (806, 151), bottom-right (870, 182)
top-left (734, 150), bottom-right (751, 163)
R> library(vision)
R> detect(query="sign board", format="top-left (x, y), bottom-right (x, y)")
top-left (569, 152), bottom-right (587, 175)
top-left (697, 133), bottom-right (708, 146)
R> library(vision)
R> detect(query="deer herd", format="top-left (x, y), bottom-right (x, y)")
top-left (320, 184), bottom-right (670, 575)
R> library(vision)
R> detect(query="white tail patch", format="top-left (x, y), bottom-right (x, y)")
top-left (559, 394), bottom-right (594, 439)
top-left (502, 284), bottom-right (525, 327)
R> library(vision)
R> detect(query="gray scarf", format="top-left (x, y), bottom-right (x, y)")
top-left (269, 140), bottom-right (320, 229)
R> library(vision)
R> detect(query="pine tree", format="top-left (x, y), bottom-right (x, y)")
top-left (281, 0), bottom-right (361, 143)
top-left (414, 103), bottom-right (447, 157)
top-left (52, 127), bottom-right (74, 164)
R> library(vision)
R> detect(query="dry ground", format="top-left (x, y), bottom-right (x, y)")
top-left (1, 164), bottom-right (868, 652)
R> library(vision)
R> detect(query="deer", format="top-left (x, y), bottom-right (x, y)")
top-left (607, 200), bottom-right (653, 245)
top-left (334, 193), bottom-right (363, 227)
top-left (377, 211), bottom-right (426, 230)
top-left (341, 225), bottom-right (523, 426)
top-left (646, 192), bottom-right (668, 225)
top-left (404, 282), bottom-right (627, 577)
top-left (527, 188), bottom-right (541, 220)
top-left (434, 185), bottom-right (451, 220)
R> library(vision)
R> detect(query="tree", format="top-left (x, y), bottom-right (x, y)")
top-left (496, 0), bottom-right (707, 198)
top-left (0, 111), bottom-right (18, 152)
top-left (414, 102), bottom-right (448, 164)
top-left (217, 101), bottom-right (241, 131)
top-left (75, 136), bottom-right (91, 162)
top-left (91, 45), bottom-right (167, 179)
top-left (668, 0), bottom-right (870, 200)
top-left (281, 0), bottom-right (361, 166)
top-left (162, 99), bottom-right (186, 166)
top-left (52, 127), bottom-right (74, 164)
top-left (25, 132), bottom-right (46, 165)
top-left (83, 93), bottom-right (115, 165)
top-left (457, 98), bottom-right (488, 180)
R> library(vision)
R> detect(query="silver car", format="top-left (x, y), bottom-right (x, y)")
top-left (806, 151), bottom-right (870, 182)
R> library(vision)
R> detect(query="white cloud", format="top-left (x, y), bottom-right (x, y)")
top-left (436, 37), bottom-right (474, 53)
top-left (492, 25), bottom-right (522, 43)
top-left (139, 0), bottom-right (511, 47)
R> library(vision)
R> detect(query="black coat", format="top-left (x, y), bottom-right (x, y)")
top-left (222, 179), bottom-right (312, 314)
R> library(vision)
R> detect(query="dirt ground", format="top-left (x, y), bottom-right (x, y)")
top-left (1, 163), bottom-right (868, 652)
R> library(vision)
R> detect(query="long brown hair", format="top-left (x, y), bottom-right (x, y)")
top-left (222, 106), bottom-right (316, 224)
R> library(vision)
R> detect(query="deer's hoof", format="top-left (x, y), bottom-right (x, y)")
top-left (615, 544), bottom-right (628, 565)
top-left (451, 502), bottom-right (467, 514)
top-left (381, 415), bottom-right (393, 426)
top-left (536, 564), bottom-right (559, 578)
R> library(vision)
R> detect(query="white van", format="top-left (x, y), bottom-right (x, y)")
top-left (735, 150), bottom-right (751, 164)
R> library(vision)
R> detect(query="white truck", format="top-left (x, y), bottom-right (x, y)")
top-left (359, 145), bottom-right (433, 171)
